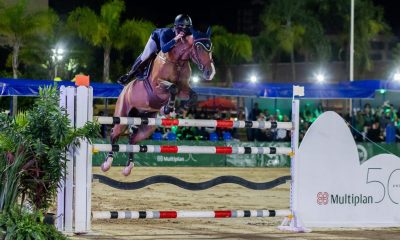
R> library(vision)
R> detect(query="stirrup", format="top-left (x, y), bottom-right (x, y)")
top-left (117, 73), bottom-right (133, 86)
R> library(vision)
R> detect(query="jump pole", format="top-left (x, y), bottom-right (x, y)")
top-left (95, 116), bottom-right (293, 129)
top-left (57, 86), bottom-right (93, 233)
top-left (279, 87), bottom-right (309, 232)
top-left (92, 209), bottom-right (291, 220)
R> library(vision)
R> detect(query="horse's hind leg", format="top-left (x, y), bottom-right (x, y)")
top-left (101, 124), bottom-right (126, 172)
top-left (121, 126), bottom-right (137, 176)
top-left (122, 125), bottom-right (157, 176)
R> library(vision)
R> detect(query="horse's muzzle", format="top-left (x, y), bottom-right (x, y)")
top-left (203, 63), bottom-right (216, 80)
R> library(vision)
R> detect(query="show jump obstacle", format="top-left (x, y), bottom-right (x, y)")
top-left (57, 84), bottom-right (400, 233)
top-left (56, 85), bottom-right (305, 233)
top-left (58, 85), bottom-right (400, 234)
top-left (54, 85), bottom-right (308, 233)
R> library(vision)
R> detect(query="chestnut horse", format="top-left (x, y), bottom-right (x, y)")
top-left (101, 27), bottom-right (215, 176)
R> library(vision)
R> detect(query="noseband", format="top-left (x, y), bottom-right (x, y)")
top-left (191, 38), bottom-right (213, 71)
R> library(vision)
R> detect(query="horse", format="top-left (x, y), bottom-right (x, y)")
top-left (101, 27), bottom-right (215, 176)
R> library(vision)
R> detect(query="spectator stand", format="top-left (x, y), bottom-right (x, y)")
top-left (2, 78), bottom-right (400, 144)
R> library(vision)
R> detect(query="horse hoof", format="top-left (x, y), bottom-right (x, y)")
top-left (101, 162), bottom-right (111, 172)
top-left (169, 111), bottom-right (177, 118)
top-left (101, 157), bottom-right (113, 172)
top-left (122, 162), bottom-right (134, 176)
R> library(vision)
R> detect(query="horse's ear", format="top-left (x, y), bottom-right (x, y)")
top-left (206, 26), bottom-right (212, 37)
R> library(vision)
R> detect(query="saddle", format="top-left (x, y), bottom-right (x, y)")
top-left (136, 53), bottom-right (157, 80)
top-left (135, 55), bottom-right (169, 110)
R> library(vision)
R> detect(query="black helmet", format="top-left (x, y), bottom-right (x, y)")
top-left (174, 14), bottom-right (192, 28)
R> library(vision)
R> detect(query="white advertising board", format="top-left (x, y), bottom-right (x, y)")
top-left (295, 111), bottom-right (400, 227)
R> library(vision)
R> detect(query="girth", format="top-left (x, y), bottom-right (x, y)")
top-left (143, 77), bottom-right (169, 110)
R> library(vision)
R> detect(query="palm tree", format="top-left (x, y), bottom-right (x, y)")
top-left (0, 0), bottom-right (58, 115)
top-left (314, 0), bottom-right (389, 78)
top-left (260, 0), bottom-right (326, 82)
top-left (67, 0), bottom-right (154, 82)
top-left (211, 25), bottom-right (252, 86)
top-left (351, 0), bottom-right (389, 78)
top-left (252, 33), bottom-right (281, 81)
top-left (0, 0), bottom-right (57, 79)
top-left (19, 18), bottom-right (95, 81)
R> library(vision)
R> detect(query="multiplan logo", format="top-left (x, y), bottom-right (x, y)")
top-left (317, 192), bottom-right (374, 206)
top-left (317, 192), bottom-right (329, 205)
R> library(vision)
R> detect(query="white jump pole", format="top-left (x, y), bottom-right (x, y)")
top-left (95, 116), bottom-right (293, 129)
top-left (92, 209), bottom-right (291, 220)
top-left (278, 86), bottom-right (309, 232)
top-left (74, 86), bottom-right (93, 233)
top-left (57, 86), bottom-right (93, 233)
top-left (93, 144), bottom-right (292, 155)
top-left (57, 86), bottom-right (77, 232)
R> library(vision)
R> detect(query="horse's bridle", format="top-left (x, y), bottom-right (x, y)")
top-left (156, 38), bottom-right (213, 72)
top-left (191, 38), bottom-right (213, 71)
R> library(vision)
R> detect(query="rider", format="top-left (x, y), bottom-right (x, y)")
top-left (117, 14), bottom-right (193, 85)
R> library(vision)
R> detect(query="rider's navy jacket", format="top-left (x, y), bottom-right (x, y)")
top-left (151, 28), bottom-right (177, 53)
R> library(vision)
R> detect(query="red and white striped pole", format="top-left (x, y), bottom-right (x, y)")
top-left (95, 116), bottom-right (292, 130)
top-left (93, 144), bottom-right (292, 155)
top-left (92, 209), bottom-right (290, 220)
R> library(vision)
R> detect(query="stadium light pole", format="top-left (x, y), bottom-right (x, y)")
top-left (52, 47), bottom-right (64, 79)
top-left (349, 0), bottom-right (355, 117)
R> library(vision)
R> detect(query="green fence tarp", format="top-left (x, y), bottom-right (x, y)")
top-left (92, 139), bottom-right (291, 167)
top-left (357, 143), bottom-right (400, 163)
top-left (92, 139), bottom-right (400, 167)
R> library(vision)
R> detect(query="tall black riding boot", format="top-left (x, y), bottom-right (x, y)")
top-left (117, 58), bottom-right (143, 85)
top-left (117, 52), bottom-right (157, 85)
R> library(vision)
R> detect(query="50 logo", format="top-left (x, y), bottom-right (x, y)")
top-left (366, 168), bottom-right (400, 204)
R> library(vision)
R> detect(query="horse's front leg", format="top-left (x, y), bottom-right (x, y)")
top-left (182, 88), bottom-right (197, 110)
top-left (122, 125), bottom-right (157, 176)
top-left (162, 84), bottom-right (178, 115)
top-left (101, 124), bottom-right (126, 172)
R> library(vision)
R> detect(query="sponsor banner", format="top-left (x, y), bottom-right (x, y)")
top-left (295, 111), bottom-right (400, 228)
top-left (92, 138), bottom-right (400, 168)
top-left (92, 139), bottom-right (291, 167)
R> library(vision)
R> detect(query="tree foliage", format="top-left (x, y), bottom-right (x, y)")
top-left (67, 0), bottom-right (155, 82)
top-left (211, 25), bottom-right (252, 65)
top-left (260, 0), bottom-right (327, 81)
top-left (0, 0), bottom-right (58, 78)
top-left (0, 86), bottom-right (100, 211)
top-left (314, 0), bottom-right (390, 76)
top-left (0, 205), bottom-right (67, 240)
top-left (210, 25), bottom-right (252, 85)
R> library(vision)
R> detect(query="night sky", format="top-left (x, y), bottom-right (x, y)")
top-left (49, 0), bottom-right (249, 34)
top-left (49, 0), bottom-right (400, 36)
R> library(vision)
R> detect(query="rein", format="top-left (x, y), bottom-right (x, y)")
top-left (157, 52), bottom-right (189, 66)
top-left (155, 37), bottom-right (213, 73)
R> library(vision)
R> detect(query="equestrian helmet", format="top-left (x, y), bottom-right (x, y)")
top-left (174, 14), bottom-right (192, 28)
